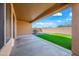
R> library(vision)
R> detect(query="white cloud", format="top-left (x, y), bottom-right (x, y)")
top-left (36, 22), bottom-right (44, 25)
top-left (69, 12), bottom-right (72, 17)
top-left (57, 20), bottom-right (62, 22)
top-left (35, 22), bottom-right (58, 28)
top-left (36, 22), bottom-right (54, 25)
top-left (52, 12), bottom-right (62, 16)
top-left (66, 18), bottom-right (72, 21)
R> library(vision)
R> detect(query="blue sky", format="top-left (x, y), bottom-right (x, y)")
top-left (32, 7), bottom-right (72, 28)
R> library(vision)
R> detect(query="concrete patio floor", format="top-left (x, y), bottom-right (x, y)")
top-left (10, 35), bottom-right (72, 56)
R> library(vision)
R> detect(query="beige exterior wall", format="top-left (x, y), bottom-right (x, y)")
top-left (72, 4), bottom-right (79, 56)
top-left (41, 27), bottom-right (72, 35)
top-left (17, 20), bottom-right (32, 36)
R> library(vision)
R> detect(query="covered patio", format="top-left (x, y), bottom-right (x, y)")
top-left (0, 3), bottom-right (79, 56)
top-left (10, 35), bottom-right (71, 56)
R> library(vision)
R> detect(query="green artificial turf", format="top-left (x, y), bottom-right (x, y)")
top-left (51, 33), bottom-right (72, 39)
top-left (36, 33), bottom-right (72, 50)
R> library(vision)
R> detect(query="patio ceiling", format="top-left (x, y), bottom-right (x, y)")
top-left (13, 3), bottom-right (69, 23)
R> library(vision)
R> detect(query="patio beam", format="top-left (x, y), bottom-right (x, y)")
top-left (17, 19), bottom-right (31, 23)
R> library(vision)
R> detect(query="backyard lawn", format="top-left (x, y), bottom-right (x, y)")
top-left (36, 33), bottom-right (72, 50)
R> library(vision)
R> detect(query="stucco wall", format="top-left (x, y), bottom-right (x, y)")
top-left (17, 20), bottom-right (32, 36)
top-left (42, 27), bottom-right (72, 35)
top-left (72, 4), bottom-right (79, 56)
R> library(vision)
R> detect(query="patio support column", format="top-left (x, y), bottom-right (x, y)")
top-left (72, 4), bottom-right (79, 56)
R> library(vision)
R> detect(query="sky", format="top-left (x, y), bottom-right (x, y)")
top-left (32, 7), bottom-right (72, 28)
